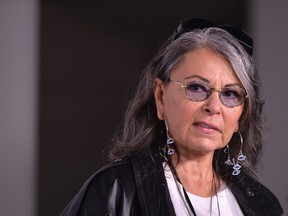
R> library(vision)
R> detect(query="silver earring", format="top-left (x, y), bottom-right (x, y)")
top-left (165, 119), bottom-right (174, 155)
top-left (224, 145), bottom-right (233, 166)
top-left (224, 132), bottom-right (246, 176)
top-left (237, 132), bottom-right (246, 161)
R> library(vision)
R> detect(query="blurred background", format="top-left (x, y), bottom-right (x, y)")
top-left (0, 0), bottom-right (287, 215)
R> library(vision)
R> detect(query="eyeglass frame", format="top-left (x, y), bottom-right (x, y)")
top-left (168, 79), bottom-right (248, 108)
top-left (172, 17), bottom-right (253, 56)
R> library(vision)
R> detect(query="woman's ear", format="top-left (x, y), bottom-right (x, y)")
top-left (153, 78), bottom-right (165, 120)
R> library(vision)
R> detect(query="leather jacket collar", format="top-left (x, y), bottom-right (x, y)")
top-left (61, 145), bottom-right (283, 216)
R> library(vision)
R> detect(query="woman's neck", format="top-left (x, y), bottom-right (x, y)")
top-left (170, 151), bottom-right (219, 197)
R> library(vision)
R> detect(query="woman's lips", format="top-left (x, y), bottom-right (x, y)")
top-left (193, 121), bottom-right (220, 133)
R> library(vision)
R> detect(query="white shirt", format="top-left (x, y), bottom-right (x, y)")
top-left (163, 162), bottom-right (244, 216)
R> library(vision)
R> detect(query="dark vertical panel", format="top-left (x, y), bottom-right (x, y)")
top-left (39, 1), bottom-right (248, 215)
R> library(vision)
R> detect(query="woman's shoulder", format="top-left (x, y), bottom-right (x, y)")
top-left (230, 172), bottom-right (283, 215)
top-left (61, 157), bottom-right (137, 216)
top-left (89, 157), bottom-right (134, 182)
top-left (80, 156), bottom-right (135, 194)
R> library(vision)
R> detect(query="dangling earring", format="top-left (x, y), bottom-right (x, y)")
top-left (224, 145), bottom-right (233, 166)
top-left (237, 132), bottom-right (246, 161)
top-left (224, 132), bottom-right (246, 176)
top-left (165, 119), bottom-right (174, 156)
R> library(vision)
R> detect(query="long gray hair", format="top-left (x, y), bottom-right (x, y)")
top-left (109, 27), bottom-right (264, 181)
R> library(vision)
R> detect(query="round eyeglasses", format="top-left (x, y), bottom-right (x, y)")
top-left (169, 79), bottom-right (248, 108)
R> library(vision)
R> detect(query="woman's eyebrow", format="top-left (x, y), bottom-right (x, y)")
top-left (184, 75), bottom-right (242, 87)
top-left (183, 75), bottom-right (209, 83)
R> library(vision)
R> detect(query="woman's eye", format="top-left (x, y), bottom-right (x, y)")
top-left (187, 83), bottom-right (207, 92)
top-left (222, 89), bottom-right (239, 99)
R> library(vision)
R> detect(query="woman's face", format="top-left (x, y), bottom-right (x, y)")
top-left (154, 47), bottom-right (244, 155)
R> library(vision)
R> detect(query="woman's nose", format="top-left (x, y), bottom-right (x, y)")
top-left (202, 91), bottom-right (222, 115)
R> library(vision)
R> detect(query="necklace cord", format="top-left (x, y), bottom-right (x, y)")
top-left (167, 160), bottom-right (221, 216)
top-left (167, 160), bottom-right (196, 216)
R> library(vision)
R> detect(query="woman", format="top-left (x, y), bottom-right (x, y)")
top-left (61, 18), bottom-right (283, 215)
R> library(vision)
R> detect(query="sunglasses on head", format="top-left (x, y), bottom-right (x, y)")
top-left (172, 17), bottom-right (253, 56)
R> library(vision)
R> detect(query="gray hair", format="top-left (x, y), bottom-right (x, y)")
top-left (109, 27), bottom-right (264, 181)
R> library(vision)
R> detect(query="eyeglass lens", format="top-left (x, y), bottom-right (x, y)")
top-left (184, 81), bottom-right (246, 107)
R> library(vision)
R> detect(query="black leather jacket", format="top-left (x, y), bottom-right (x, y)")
top-left (61, 147), bottom-right (283, 216)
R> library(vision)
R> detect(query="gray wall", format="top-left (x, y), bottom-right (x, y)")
top-left (251, 1), bottom-right (288, 213)
top-left (0, 0), bottom-right (38, 216)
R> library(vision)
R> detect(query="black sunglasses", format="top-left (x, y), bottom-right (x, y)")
top-left (172, 17), bottom-right (253, 56)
